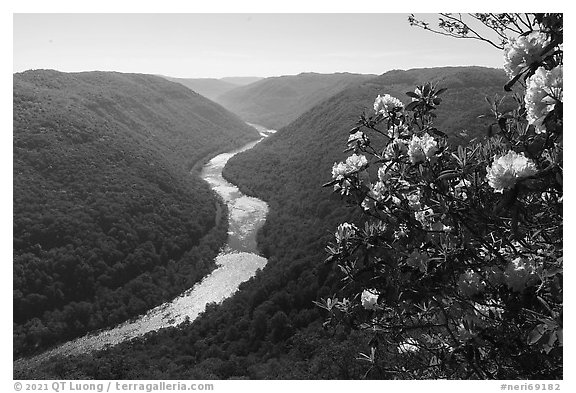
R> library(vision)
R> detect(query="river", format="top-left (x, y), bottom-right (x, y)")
top-left (15, 124), bottom-right (274, 367)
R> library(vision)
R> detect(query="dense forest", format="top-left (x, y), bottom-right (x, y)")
top-left (215, 72), bottom-right (376, 129)
top-left (13, 70), bottom-right (260, 357)
top-left (17, 66), bottom-right (524, 379)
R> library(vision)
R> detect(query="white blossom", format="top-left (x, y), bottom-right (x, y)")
top-left (486, 151), bottom-right (538, 193)
top-left (374, 94), bottom-right (404, 117)
top-left (335, 222), bottom-right (358, 244)
top-left (347, 130), bottom-right (366, 144)
top-left (408, 133), bottom-right (438, 164)
top-left (345, 154), bottom-right (368, 172)
top-left (384, 139), bottom-right (408, 161)
top-left (361, 181), bottom-right (387, 211)
top-left (331, 154), bottom-right (368, 180)
top-left (361, 289), bottom-right (379, 310)
top-left (525, 65), bottom-right (563, 133)
top-left (503, 31), bottom-right (551, 78)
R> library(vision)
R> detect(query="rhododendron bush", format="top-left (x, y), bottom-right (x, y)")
top-left (318, 13), bottom-right (562, 379)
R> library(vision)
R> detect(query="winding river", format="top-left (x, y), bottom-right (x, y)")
top-left (15, 124), bottom-right (274, 367)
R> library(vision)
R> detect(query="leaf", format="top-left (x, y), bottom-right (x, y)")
top-left (322, 179), bottom-right (339, 188)
top-left (498, 117), bottom-right (508, 132)
top-left (527, 324), bottom-right (546, 345)
top-left (430, 128), bottom-right (447, 137)
top-left (437, 170), bottom-right (460, 181)
top-left (406, 91), bottom-right (420, 99)
top-left (436, 88), bottom-right (447, 96)
top-left (405, 101), bottom-right (419, 111)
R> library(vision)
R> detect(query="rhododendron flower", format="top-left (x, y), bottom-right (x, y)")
top-left (335, 222), bottom-right (358, 244)
top-left (384, 139), bottom-right (408, 161)
top-left (374, 94), bottom-right (403, 117)
top-left (345, 154), bottom-right (368, 172)
top-left (361, 289), bottom-right (379, 310)
top-left (486, 151), bottom-right (538, 192)
top-left (331, 154), bottom-right (368, 180)
top-left (503, 31), bottom-right (551, 78)
top-left (525, 65), bottom-right (563, 133)
top-left (408, 133), bottom-right (438, 164)
top-left (361, 181), bottom-right (387, 211)
top-left (347, 130), bottom-right (366, 145)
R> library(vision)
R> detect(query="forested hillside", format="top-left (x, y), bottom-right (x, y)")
top-left (159, 76), bottom-right (239, 101)
top-left (19, 66), bottom-right (520, 379)
top-left (13, 70), bottom-right (259, 357)
top-left (215, 72), bottom-right (376, 129)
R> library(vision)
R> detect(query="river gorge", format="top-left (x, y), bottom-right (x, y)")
top-left (15, 124), bottom-right (274, 369)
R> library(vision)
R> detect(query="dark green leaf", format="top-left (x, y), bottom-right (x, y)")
top-left (405, 101), bottom-right (419, 111)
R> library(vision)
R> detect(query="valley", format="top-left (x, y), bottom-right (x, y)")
top-left (14, 66), bottom-right (559, 380)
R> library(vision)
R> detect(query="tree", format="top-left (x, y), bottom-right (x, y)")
top-left (319, 13), bottom-right (562, 379)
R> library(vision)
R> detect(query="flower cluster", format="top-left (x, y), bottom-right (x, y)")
top-left (322, 14), bottom-right (562, 379)
top-left (361, 289), bottom-right (379, 310)
top-left (503, 31), bottom-right (550, 78)
top-left (486, 150), bottom-right (538, 193)
top-left (334, 222), bottom-right (358, 245)
top-left (407, 132), bottom-right (438, 164)
top-left (374, 94), bottom-right (404, 117)
top-left (525, 65), bottom-right (563, 133)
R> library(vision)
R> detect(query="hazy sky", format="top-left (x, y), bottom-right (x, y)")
top-left (13, 13), bottom-right (505, 78)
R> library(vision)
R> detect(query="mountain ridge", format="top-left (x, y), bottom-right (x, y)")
top-left (215, 72), bottom-right (377, 129)
top-left (13, 69), bottom-right (259, 357)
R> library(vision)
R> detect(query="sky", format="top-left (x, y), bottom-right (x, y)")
top-left (13, 13), bottom-right (506, 79)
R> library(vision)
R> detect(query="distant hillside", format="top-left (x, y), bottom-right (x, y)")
top-left (159, 76), bottom-right (239, 101)
top-left (224, 66), bottom-right (510, 215)
top-left (220, 76), bottom-right (263, 86)
top-left (215, 72), bottom-right (377, 129)
top-left (13, 70), bottom-right (259, 357)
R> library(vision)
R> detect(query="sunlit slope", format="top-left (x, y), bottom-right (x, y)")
top-left (215, 72), bottom-right (377, 129)
top-left (13, 70), bottom-right (259, 356)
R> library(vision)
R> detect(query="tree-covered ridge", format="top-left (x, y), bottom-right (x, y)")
top-left (13, 70), bottom-right (260, 357)
top-left (159, 76), bottom-right (240, 101)
top-left (224, 67), bottom-right (512, 215)
top-left (215, 72), bottom-right (377, 129)
top-left (18, 66), bottom-right (524, 379)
